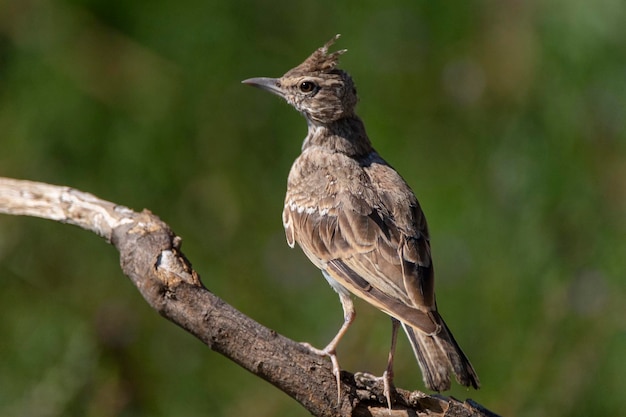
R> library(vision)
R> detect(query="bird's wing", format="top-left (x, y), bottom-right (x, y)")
top-left (283, 157), bottom-right (440, 335)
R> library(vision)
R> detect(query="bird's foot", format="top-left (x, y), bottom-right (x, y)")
top-left (301, 342), bottom-right (343, 405)
top-left (354, 371), bottom-right (395, 412)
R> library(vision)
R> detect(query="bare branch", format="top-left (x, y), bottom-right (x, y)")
top-left (0, 177), bottom-right (498, 417)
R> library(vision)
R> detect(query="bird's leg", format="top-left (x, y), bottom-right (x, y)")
top-left (381, 318), bottom-right (400, 411)
top-left (353, 317), bottom-right (399, 412)
top-left (301, 291), bottom-right (355, 404)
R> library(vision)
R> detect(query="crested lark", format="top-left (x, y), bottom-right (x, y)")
top-left (243, 35), bottom-right (479, 407)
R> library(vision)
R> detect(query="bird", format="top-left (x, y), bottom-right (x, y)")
top-left (242, 34), bottom-right (479, 407)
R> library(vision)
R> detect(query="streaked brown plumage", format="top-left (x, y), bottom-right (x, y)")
top-left (243, 35), bottom-right (479, 406)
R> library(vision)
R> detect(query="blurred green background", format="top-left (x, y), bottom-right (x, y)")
top-left (1, 0), bottom-right (625, 416)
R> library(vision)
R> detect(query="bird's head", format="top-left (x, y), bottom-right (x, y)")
top-left (243, 34), bottom-right (358, 125)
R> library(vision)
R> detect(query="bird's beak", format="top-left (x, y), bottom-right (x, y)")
top-left (242, 77), bottom-right (284, 98)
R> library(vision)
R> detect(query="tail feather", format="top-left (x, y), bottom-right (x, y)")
top-left (401, 313), bottom-right (479, 392)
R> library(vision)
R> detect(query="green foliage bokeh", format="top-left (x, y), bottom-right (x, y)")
top-left (1, 1), bottom-right (625, 416)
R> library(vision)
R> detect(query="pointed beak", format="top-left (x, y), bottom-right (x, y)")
top-left (241, 77), bottom-right (284, 98)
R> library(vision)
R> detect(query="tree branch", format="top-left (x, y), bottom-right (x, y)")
top-left (0, 177), bottom-right (499, 417)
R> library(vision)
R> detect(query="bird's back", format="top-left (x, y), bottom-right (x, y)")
top-left (283, 144), bottom-right (439, 334)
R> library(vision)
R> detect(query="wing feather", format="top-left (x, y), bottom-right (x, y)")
top-left (284, 154), bottom-right (439, 335)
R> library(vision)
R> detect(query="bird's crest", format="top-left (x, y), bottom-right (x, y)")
top-left (285, 34), bottom-right (347, 77)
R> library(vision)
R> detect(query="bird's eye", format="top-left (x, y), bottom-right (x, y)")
top-left (299, 81), bottom-right (316, 93)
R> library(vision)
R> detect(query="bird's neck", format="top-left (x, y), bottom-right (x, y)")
top-left (302, 116), bottom-right (374, 157)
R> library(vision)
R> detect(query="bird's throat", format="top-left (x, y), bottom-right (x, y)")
top-left (302, 116), bottom-right (373, 157)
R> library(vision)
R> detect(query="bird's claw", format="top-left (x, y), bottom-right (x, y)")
top-left (300, 342), bottom-right (343, 405)
top-left (354, 371), bottom-right (394, 412)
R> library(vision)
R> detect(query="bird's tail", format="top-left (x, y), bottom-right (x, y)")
top-left (401, 313), bottom-right (480, 392)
